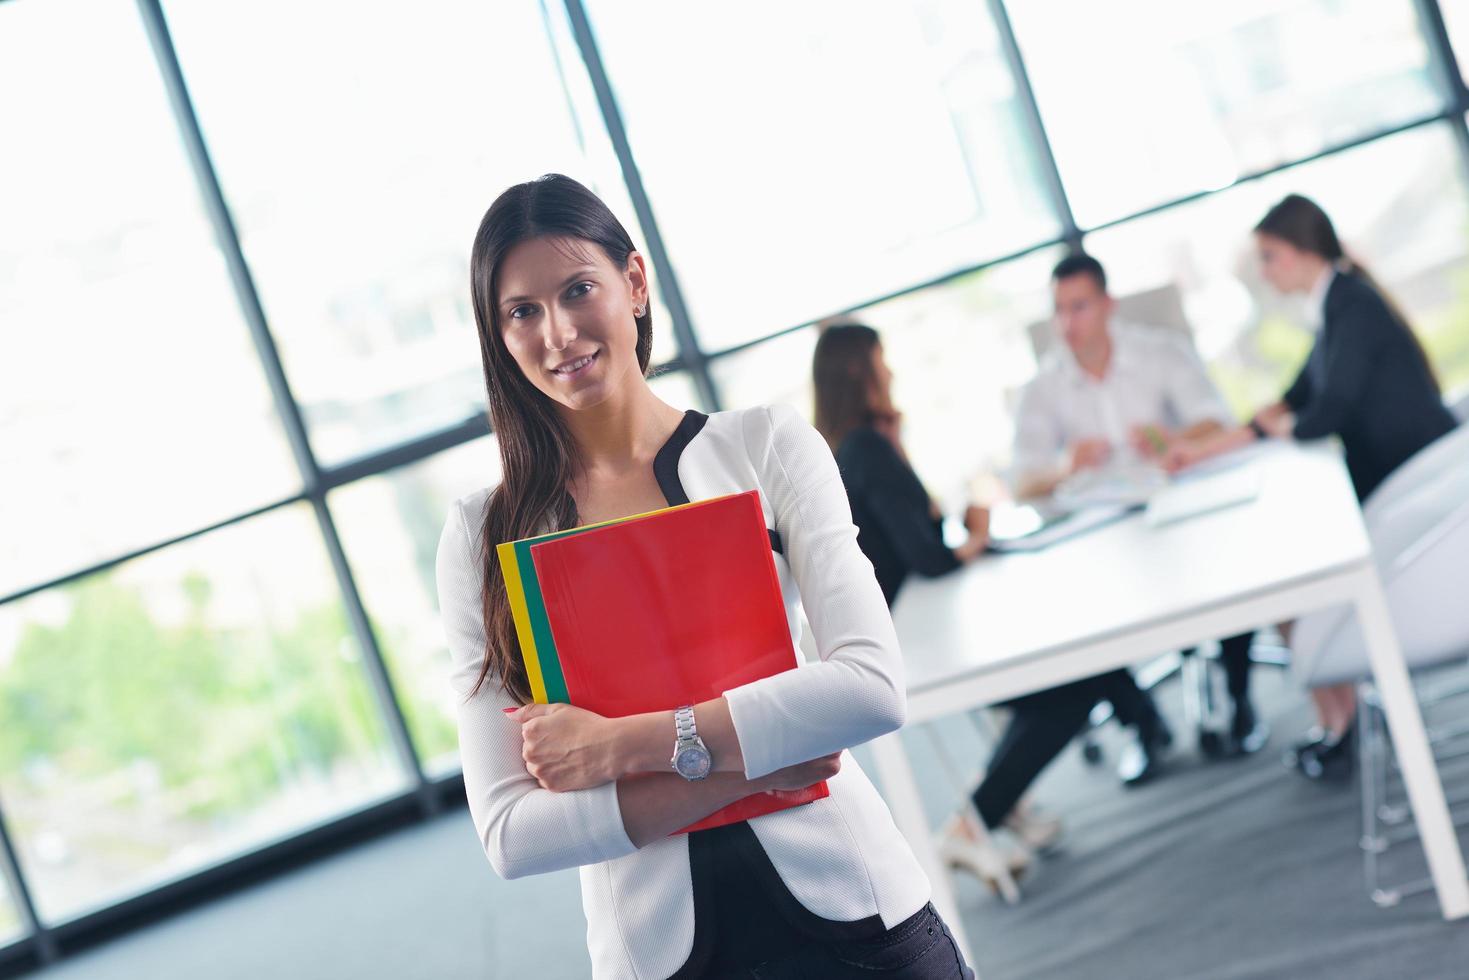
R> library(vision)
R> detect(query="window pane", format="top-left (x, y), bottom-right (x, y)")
top-left (711, 330), bottom-right (820, 422)
top-left (162, 0), bottom-right (671, 466)
top-left (713, 248), bottom-right (1061, 509)
top-left (1083, 123), bottom-right (1469, 415)
top-left (1011, 0), bottom-right (1445, 227)
top-left (0, 506), bottom-right (408, 922)
top-left (0, 885), bottom-right (19, 944)
top-left (330, 440), bottom-right (500, 776)
top-left (650, 368), bottom-right (704, 413)
top-left (0, 0), bottom-right (300, 600)
top-left (587, 0), bottom-right (1060, 352)
top-left (1441, 0), bottom-right (1469, 80)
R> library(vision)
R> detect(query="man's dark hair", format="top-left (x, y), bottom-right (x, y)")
top-left (1051, 251), bottom-right (1107, 293)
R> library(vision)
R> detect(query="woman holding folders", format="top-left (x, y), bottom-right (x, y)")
top-left (1167, 194), bottom-right (1458, 782)
top-left (436, 174), bottom-right (974, 978)
top-left (812, 322), bottom-right (1127, 885)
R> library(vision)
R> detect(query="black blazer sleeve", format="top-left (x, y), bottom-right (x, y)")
top-left (841, 430), bottom-right (961, 579)
top-left (1281, 360), bottom-right (1313, 412)
top-left (1291, 291), bottom-right (1387, 440)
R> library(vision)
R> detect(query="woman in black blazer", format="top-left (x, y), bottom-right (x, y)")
top-left (1169, 194), bottom-right (1458, 780)
top-left (812, 323), bottom-right (1168, 884)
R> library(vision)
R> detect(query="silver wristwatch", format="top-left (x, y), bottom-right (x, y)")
top-left (670, 705), bottom-right (713, 781)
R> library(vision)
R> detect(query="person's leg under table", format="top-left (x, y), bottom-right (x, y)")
top-left (1094, 669), bottom-right (1161, 735)
top-left (972, 686), bottom-right (1095, 829)
top-left (1218, 631), bottom-right (1270, 753)
top-left (1093, 669), bottom-right (1171, 784)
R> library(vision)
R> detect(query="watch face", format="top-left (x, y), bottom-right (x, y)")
top-left (674, 745), bottom-right (712, 779)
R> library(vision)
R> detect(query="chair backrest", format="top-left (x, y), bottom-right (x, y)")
top-left (1026, 283), bottom-right (1194, 362)
top-left (1447, 383), bottom-right (1469, 424)
top-left (1362, 421), bottom-right (1469, 524)
top-left (1292, 424), bottom-right (1469, 686)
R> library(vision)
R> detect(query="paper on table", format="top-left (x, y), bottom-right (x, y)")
top-left (1145, 465), bottom-right (1263, 527)
top-left (987, 503), bottom-right (1134, 553)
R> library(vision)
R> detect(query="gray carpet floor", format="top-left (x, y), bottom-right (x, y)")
top-left (16, 663), bottom-right (1469, 979)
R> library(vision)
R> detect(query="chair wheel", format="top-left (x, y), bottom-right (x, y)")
top-left (1081, 741), bottom-right (1104, 765)
top-left (1198, 729), bottom-right (1227, 759)
top-left (1372, 889), bottom-right (1401, 908)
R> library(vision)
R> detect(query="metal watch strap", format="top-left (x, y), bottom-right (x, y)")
top-left (675, 705), bottom-right (697, 743)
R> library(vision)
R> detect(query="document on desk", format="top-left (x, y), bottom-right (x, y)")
top-left (987, 503), bottom-right (1134, 552)
top-left (1145, 465), bottom-right (1263, 527)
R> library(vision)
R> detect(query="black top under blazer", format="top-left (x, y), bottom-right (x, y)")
top-left (836, 427), bottom-right (959, 605)
top-left (1283, 271), bottom-right (1457, 501)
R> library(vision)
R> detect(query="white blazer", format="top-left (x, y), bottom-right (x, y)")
top-left (436, 404), bottom-right (930, 979)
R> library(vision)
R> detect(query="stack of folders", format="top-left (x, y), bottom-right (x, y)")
top-left (497, 489), bottom-right (829, 835)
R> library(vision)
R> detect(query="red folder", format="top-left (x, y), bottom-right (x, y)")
top-left (528, 491), bottom-right (828, 833)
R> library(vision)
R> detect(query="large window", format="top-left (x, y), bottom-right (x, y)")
top-left (585, 0), bottom-right (1060, 352)
top-left (0, 0), bottom-right (299, 600)
top-left (0, 506), bottom-right (407, 922)
top-left (329, 439), bottom-right (501, 777)
top-left (162, 0), bottom-right (675, 466)
top-left (1009, 0), bottom-right (1446, 227)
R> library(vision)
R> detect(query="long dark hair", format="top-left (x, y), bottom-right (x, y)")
top-left (467, 174), bottom-right (654, 701)
top-left (1255, 194), bottom-right (1438, 392)
top-left (812, 323), bottom-right (889, 451)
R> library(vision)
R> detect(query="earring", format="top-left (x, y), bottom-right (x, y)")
top-left (634, 304), bottom-right (646, 317)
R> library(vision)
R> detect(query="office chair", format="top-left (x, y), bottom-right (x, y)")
top-left (1448, 384), bottom-right (1469, 424)
top-left (1289, 422), bottom-right (1469, 907)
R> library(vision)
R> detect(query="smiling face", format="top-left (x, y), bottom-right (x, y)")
top-left (495, 235), bottom-right (649, 413)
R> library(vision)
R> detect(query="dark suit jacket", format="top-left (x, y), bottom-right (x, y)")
top-left (836, 427), bottom-right (959, 606)
top-left (1283, 271), bottom-right (1457, 501)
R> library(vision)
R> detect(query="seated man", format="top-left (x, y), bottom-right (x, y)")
top-left (1011, 252), bottom-right (1269, 782)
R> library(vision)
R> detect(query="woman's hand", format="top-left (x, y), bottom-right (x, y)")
top-left (1254, 404), bottom-right (1296, 439)
top-left (1255, 401), bottom-right (1290, 425)
top-left (509, 703), bottom-right (621, 792)
top-left (758, 752), bottom-right (843, 793)
top-left (953, 504), bottom-right (991, 563)
top-left (963, 504), bottom-right (990, 541)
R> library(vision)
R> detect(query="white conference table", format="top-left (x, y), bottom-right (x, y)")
top-left (873, 442), bottom-right (1469, 967)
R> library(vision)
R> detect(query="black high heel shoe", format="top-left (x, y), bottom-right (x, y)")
top-left (1296, 722), bottom-right (1355, 781)
top-left (1118, 717), bottom-right (1174, 787)
top-left (1229, 699), bottom-right (1270, 756)
top-left (1282, 726), bottom-right (1327, 769)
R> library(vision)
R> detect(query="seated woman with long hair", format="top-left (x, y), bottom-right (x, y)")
top-left (812, 322), bottom-right (1137, 884)
top-left (1167, 194), bottom-right (1459, 781)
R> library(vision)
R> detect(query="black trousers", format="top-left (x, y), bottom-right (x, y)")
top-left (1217, 630), bottom-right (1255, 705)
top-left (971, 634), bottom-right (1255, 828)
top-left (679, 821), bottom-right (975, 978)
top-left (971, 672), bottom-right (1122, 828)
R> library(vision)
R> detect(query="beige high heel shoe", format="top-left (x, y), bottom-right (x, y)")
top-left (1003, 798), bottom-right (1063, 853)
top-left (938, 813), bottom-right (1028, 903)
